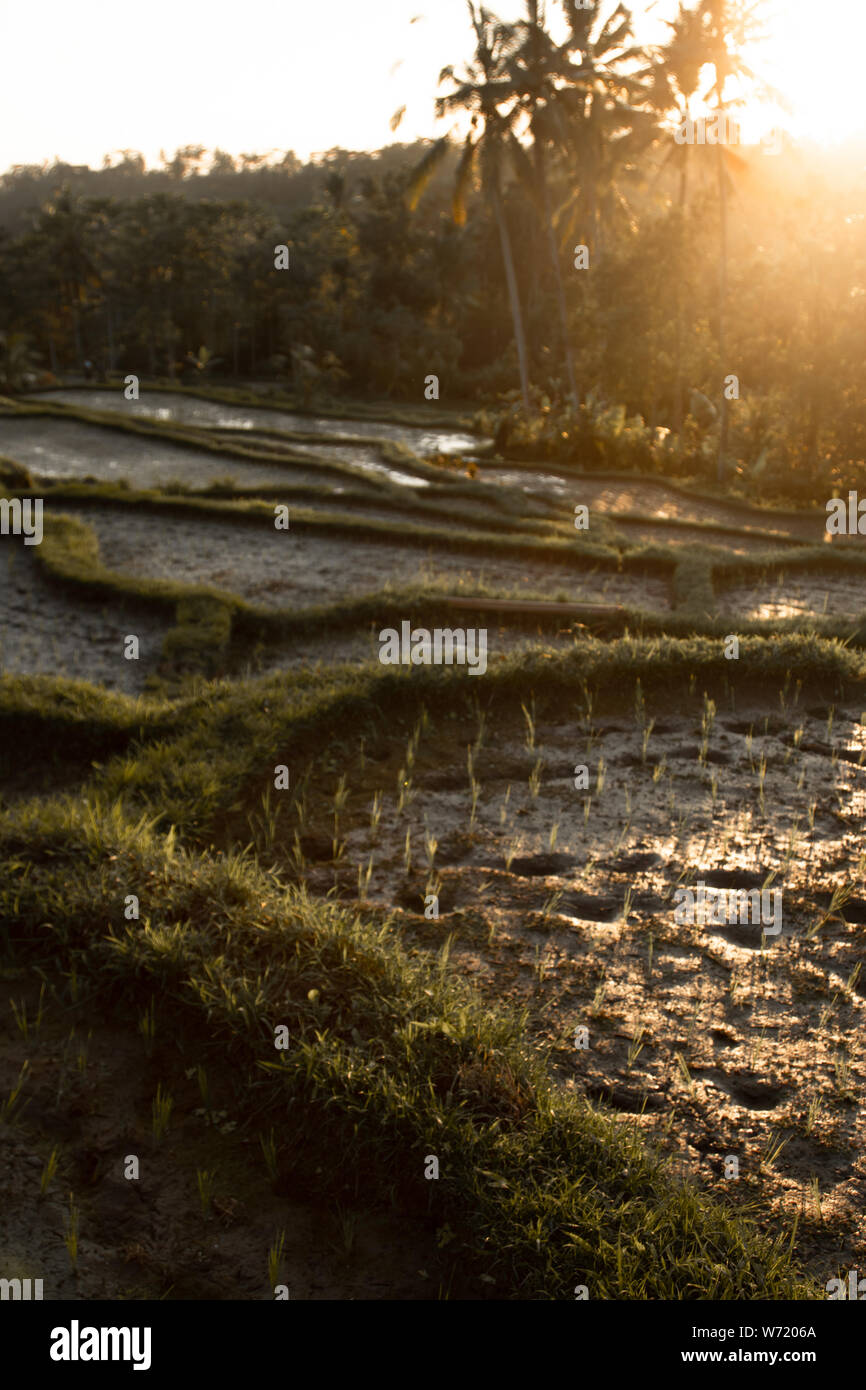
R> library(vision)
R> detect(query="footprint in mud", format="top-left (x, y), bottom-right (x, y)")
top-left (597, 850), bottom-right (664, 873)
top-left (694, 1068), bottom-right (787, 1110)
top-left (506, 852), bottom-right (579, 877)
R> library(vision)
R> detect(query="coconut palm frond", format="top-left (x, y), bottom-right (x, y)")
top-left (405, 138), bottom-right (451, 210)
top-left (452, 136), bottom-right (479, 225)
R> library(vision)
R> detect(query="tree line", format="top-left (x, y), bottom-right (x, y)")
top-left (1, 0), bottom-right (864, 501)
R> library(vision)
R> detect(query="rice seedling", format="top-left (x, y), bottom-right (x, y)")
top-left (499, 784), bottom-right (511, 826)
top-left (652, 757), bottom-right (667, 784)
top-left (810, 1175), bottom-right (822, 1220)
top-left (699, 695), bottom-right (716, 765)
top-left (328, 1205), bottom-right (359, 1260)
top-left (843, 962), bottom-right (861, 1000)
top-left (64, 1193), bottom-right (79, 1271)
top-left (196, 1168), bottom-right (216, 1220)
top-left (40, 1146), bottom-right (59, 1197)
top-left (634, 678), bottom-right (646, 728)
top-left (533, 944), bottom-right (552, 981)
top-left (626, 1028), bottom-right (645, 1070)
top-left (756, 752), bottom-right (767, 816)
top-left (760, 1131), bottom-right (788, 1170)
top-left (818, 996), bottom-right (837, 1028)
top-left (369, 790), bottom-right (383, 840)
top-left (424, 824), bottom-right (438, 872)
top-left (290, 831), bottom-right (307, 879)
top-left (472, 705), bottom-right (486, 758)
top-left (613, 818), bottom-right (631, 854)
top-left (521, 696), bottom-right (537, 752)
top-left (528, 757), bottom-right (543, 799)
top-left (583, 796), bottom-right (591, 826)
top-left (396, 765), bottom-right (413, 816)
top-left (833, 1050), bottom-right (854, 1100)
top-left (540, 890), bottom-right (563, 923)
top-left (260, 1129), bottom-right (278, 1182)
top-left (9, 982), bottom-right (45, 1043)
top-left (332, 773), bottom-right (350, 857)
top-left (589, 978), bottom-right (607, 1017)
top-left (595, 756), bottom-right (605, 796)
top-left (806, 879), bottom-right (854, 939)
top-left (248, 789), bottom-right (286, 850)
top-left (641, 719), bottom-right (655, 766)
top-left (195, 1064), bottom-right (211, 1116)
top-left (151, 1084), bottom-right (174, 1144)
top-left (674, 1052), bottom-right (693, 1093)
top-left (268, 1230), bottom-right (286, 1290)
top-left (138, 998), bottom-right (156, 1056)
top-left (467, 747), bottom-right (482, 829)
top-left (504, 834), bottom-right (521, 872)
top-left (548, 818), bottom-right (560, 852)
top-left (403, 828), bottom-right (413, 875)
top-left (357, 853), bottom-right (374, 901)
top-left (748, 1022), bottom-right (768, 1070)
top-left (804, 1097), bottom-right (820, 1137)
top-left (9, 996), bottom-right (29, 1042)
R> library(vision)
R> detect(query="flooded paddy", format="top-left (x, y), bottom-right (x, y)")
top-left (0, 416), bottom-right (330, 492)
top-left (293, 691), bottom-right (866, 1274)
top-left (0, 540), bottom-right (169, 692)
top-left (33, 388), bottom-right (479, 458)
top-left (718, 571), bottom-right (866, 622)
top-left (53, 503), bottom-right (671, 611)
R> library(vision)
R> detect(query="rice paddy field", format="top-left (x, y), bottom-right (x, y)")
top-left (1, 383), bottom-right (864, 1302)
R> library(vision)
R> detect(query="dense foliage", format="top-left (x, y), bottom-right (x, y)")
top-left (1, 0), bottom-right (865, 502)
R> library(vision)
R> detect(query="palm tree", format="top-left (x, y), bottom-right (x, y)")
top-left (407, 2), bottom-right (532, 409)
top-left (509, 2), bottom-right (656, 402)
top-left (646, 1), bottom-right (712, 439)
top-left (698, 0), bottom-right (773, 481)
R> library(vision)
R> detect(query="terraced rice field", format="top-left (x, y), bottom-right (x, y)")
top-left (2, 386), bottom-right (865, 1301)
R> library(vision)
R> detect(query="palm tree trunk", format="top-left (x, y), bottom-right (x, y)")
top-left (672, 150), bottom-right (689, 440)
top-left (716, 141), bottom-right (729, 483)
top-left (492, 184), bottom-right (531, 410)
top-left (537, 150), bottom-right (578, 405)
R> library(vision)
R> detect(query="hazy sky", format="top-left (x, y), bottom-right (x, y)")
top-left (1, 0), bottom-right (863, 175)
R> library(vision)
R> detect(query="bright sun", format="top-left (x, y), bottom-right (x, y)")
top-left (646, 0), bottom-right (866, 149)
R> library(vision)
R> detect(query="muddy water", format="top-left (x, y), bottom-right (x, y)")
top-left (35, 389), bottom-right (479, 458)
top-left (0, 417), bottom-right (330, 492)
top-left (0, 539), bottom-right (169, 692)
top-left (61, 504), bottom-right (672, 610)
top-left (484, 470), bottom-right (822, 543)
top-left (718, 571), bottom-right (866, 621)
top-left (321, 697), bottom-right (866, 1271)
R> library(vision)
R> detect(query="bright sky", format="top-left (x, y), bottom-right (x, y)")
top-left (0, 0), bottom-right (864, 176)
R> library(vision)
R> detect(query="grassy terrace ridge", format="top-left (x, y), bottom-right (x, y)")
top-left (11, 501), bottom-right (866, 665)
top-left (2, 633), bottom-right (862, 825)
top-left (4, 634), bottom-right (860, 1298)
